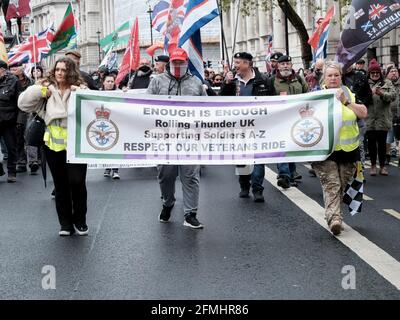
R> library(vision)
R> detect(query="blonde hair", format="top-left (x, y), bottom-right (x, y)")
top-left (321, 61), bottom-right (343, 87)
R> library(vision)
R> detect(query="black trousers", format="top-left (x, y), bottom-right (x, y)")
top-left (45, 147), bottom-right (88, 230)
top-left (367, 130), bottom-right (388, 167)
top-left (16, 123), bottom-right (27, 167)
top-left (0, 121), bottom-right (17, 174)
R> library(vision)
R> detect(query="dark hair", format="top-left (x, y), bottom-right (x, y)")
top-left (31, 65), bottom-right (44, 79)
top-left (101, 74), bottom-right (117, 90)
top-left (44, 57), bottom-right (84, 87)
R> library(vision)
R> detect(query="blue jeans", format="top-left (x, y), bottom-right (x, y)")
top-left (277, 163), bottom-right (296, 181)
top-left (239, 164), bottom-right (265, 192)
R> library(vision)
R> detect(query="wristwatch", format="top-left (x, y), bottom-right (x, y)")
top-left (344, 100), bottom-right (351, 106)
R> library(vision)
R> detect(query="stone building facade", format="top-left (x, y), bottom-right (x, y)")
top-left (30, 0), bottom-right (115, 72)
top-left (222, 0), bottom-right (400, 71)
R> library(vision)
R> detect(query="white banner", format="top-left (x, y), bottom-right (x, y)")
top-left (67, 90), bottom-right (342, 165)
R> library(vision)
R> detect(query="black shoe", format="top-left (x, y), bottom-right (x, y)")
top-left (290, 181), bottom-right (298, 187)
top-left (239, 188), bottom-right (250, 198)
top-left (309, 169), bottom-right (317, 177)
top-left (253, 190), bottom-right (265, 203)
top-left (293, 171), bottom-right (302, 180)
top-left (59, 227), bottom-right (75, 236)
top-left (74, 224), bottom-right (89, 236)
top-left (0, 163), bottom-right (4, 176)
top-left (183, 214), bottom-right (203, 229)
top-left (7, 173), bottom-right (16, 183)
top-left (159, 205), bottom-right (173, 223)
top-left (16, 166), bottom-right (27, 173)
top-left (277, 177), bottom-right (290, 189)
top-left (30, 162), bottom-right (39, 175)
top-left (398, 159), bottom-right (400, 168)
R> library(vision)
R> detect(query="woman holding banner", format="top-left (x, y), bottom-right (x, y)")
top-left (311, 61), bottom-right (367, 236)
top-left (18, 57), bottom-right (89, 237)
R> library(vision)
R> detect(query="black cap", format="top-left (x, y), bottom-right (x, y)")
top-left (278, 55), bottom-right (292, 63)
top-left (356, 59), bottom-right (365, 64)
top-left (270, 52), bottom-right (283, 61)
top-left (233, 52), bottom-right (253, 61)
top-left (0, 59), bottom-right (8, 69)
top-left (155, 55), bottom-right (170, 63)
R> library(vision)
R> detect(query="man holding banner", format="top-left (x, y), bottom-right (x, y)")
top-left (147, 47), bottom-right (206, 229)
top-left (220, 52), bottom-right (276, 202)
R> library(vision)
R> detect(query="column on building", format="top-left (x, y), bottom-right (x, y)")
top-left (272, 2), bottom-right (285, 54)
top-left (257, 0), bottom-right (269, 59)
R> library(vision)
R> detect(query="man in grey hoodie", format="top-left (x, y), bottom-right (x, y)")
top-left (147, 48), bottom-right (206, 229)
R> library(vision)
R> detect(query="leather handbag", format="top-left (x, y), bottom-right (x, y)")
top-left (25, 101), bottom-right (46, 147)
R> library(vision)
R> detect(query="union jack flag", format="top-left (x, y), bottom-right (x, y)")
top-left (368, 4), bottom-right (388, 21)
top-left (152, 0), bottom-right (186, 35)
top-left (8, 26), bottom-right (55, 66)
top-left (265, 35), bottom-right (273, 73)
top-left (151, 0), bottom-right (170, 33)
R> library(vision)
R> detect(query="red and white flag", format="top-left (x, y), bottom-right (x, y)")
top-left (115, 17), bottom-right (140, 85)
top-left (6, 0), bottom-right (31, 21)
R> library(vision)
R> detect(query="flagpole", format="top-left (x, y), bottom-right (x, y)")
top-left (230, 0), bottom-right (241, 68)
top-left (217, 0), bottom-right (230, 70)
top-left (31, 15), bottom-right (37, 82)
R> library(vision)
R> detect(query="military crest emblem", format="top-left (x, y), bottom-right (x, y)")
top-left (291, 104), bottom-right (323, 148)
top-left (86, 105), bottom-right (119, 151)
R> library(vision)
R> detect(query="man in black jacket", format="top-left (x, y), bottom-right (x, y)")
top-left (220, 52), bottom-right (276, 202)
top-left (119, 58), bottom-right (153, 90)
top-left (0, 60), bottom-right (21, 182)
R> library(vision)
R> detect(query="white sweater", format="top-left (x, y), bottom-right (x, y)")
top-left (18, 84), bottom-right (72, 128)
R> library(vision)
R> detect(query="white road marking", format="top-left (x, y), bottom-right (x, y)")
top-left (364, 195), bottom-right (373, 201)
top-left (383, 209), bottom-right (400, 221)
top-left (264, 166), bottom-right (400, 290)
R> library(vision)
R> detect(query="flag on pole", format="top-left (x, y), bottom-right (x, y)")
top-left (163, 0), bottom-right (187, 53)
top-left (178, 0), bottom-right (219, 80)
top-left (115, 17), bottom-right (140, 85)
top-left (100, 21), bottom-right (131, 53)
top-left (8, 26), bottom-right (55, 66)
top-left (0, 25), bottom-right (8, 63)
top-left (6, 0), bottom-right (31, 21)
top-left (265, 35), bottom-right (273, 73)
top-left (99, 46), bottom-right (118, 70)
top-left (49, 3), bottom-right (76, 55)
top-left (343, 161), bottom-right (364, 215)
top-left (313, 17), bottom-right (332, 61)
top-left (308, 7), bottom-right (335, 49)
top-left (336, 0), bottom-right (400, 72)
top-left (151, 0), bottom-right (171, 34)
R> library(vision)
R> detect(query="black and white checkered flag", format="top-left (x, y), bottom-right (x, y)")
top-left (343, 162), bottom-right (364, 215)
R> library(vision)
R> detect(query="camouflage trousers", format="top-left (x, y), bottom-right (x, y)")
top-left (311, 160), bottom-right (356, 225)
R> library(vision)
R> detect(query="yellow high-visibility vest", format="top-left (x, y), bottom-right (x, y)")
top-left (43, 120), bottom-right (67, 152)
top-left (334, 86), bottom-right (359, 152)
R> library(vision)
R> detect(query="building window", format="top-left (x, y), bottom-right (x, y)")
top-left (390, 45), bottom-right (399, 67)
top-left (367, 48), bottom-right (377, 64)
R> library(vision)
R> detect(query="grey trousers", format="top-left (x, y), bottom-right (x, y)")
top-left (157, 165), bottom-right (200, 216)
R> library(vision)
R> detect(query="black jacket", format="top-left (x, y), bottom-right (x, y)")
top-left (129, 69), bottom-right (153, 89)
top-left (81, 70), bottom-right (98, 90)
top-left (0, 72), bottom-right (21, 123)
top-left (219, 69), bottom-right (276, 97)
top-left (343, 70), bottom-right (372, 106)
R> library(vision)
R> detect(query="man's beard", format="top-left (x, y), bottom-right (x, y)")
top-left (280, 70), bottom-right (292, 77)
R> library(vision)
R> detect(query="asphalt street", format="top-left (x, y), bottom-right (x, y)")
top-left (0, 159), bottom-right (399, 300)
